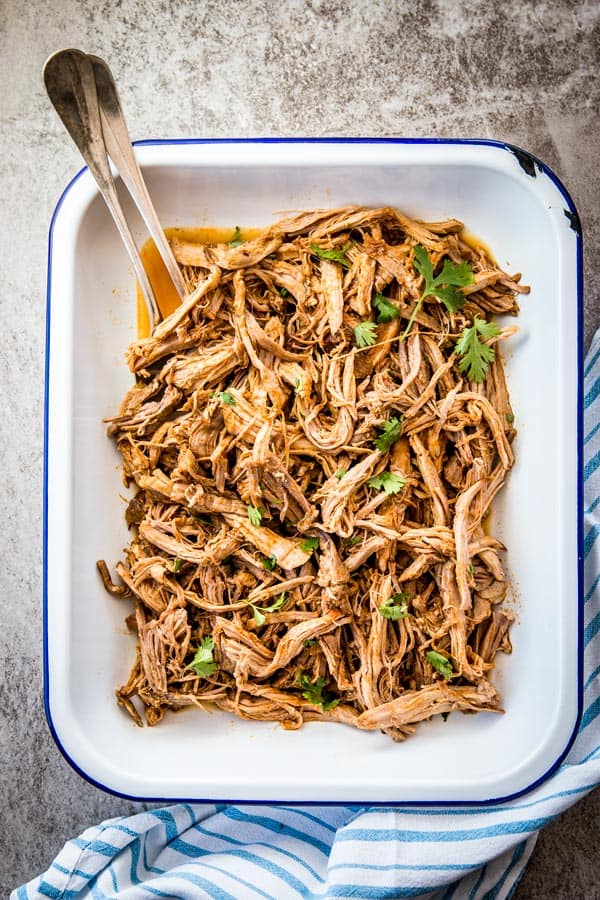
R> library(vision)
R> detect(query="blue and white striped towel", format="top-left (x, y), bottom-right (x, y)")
top-left (15, 336), bottom-right (600, 900)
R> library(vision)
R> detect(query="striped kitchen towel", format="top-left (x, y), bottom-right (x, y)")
top-left (14, 335), bottom-right (600, 900)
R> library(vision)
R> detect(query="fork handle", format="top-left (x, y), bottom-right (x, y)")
top-left (88, 55), bottom-right (188, 302)
top-left (44, 49), bottom-right (161, 330)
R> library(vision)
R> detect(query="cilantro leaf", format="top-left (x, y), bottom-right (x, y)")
top-left (250, 592), bottom-right (288, 626)
top-left (294, 376), bottom-right (304, 395)
top-left (247, 506), bottom-right (264, 526)
top-left (372, 292), bottom-right (399, 323)
top-left (455, 317), bottom-right (501, 382)
top-left (229, 226), bottom-right (243, 247)
top-left (413, 243), bottom-right (434, 284)
top-left (354, 321), bottom-right (378, 348)
top-left (367, 471), bottom-right (407, 495)
top-left (414, 247), bottom-right (473, 298)
top-left (373, 416), bottom-right (404, 453)
top-left (297, 672), bottom-right (339, 710)
top-left (378, 592), bottom-right (411, 620)
top-left (300, 536), bottom-right (319, 553)
top-left (215, 391), bottom-right (236, 406)
top-left (262, 592), bottom-right (287, 614)
top-left (335, 468), bottom-right (347, 480)
top-left (403, 245), bottom-right (474, 337)
top-left (431, 284), bottom-right (467, 313)
top-left (426, 650), bottom-right (453, 680)
top-left (309, 242), bottom-right (351, 269)
top-left (279, 286), bottom-right (289, 297)
top-left (187, 636), bottom-right (217, 678)
top-left (172, 558), bottom-right (182, 573)
top-left (344, 535), bottom-right (362, 547)
top-left (506, 412), bottom-right (515, 424)
top-left (434, 255), bottom-right (474, 289)
top-left (262, 554), bottom-right (277, 571)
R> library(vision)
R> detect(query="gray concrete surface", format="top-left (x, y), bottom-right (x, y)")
top-left (1, 0), bottom-right (599, 895)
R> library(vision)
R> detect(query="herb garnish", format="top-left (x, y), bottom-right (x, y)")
top-left (354, 321), bottom-right (378, 348)
top-left (247, 506), bottom-right (264, 526)
top-left (229, 226), bottom-right (243, 247)
top-left (426, 650), bottom-right (453, 680)
top-left (262, 554), bottom-right (277, 571)
top-left (249, 592), bottom-right (287, 627)
top-left (309, 242), bottom-right (352, 269)
top-left (378, 592), bottom-right (411, 620)
top-left (373, 292), bottom-right (399, 323)
top-left (404, 245), bottom-right (473, 338)
top-left (215, 391), bottom-right (236, 406)
top-left (297, 672), bottom-right (339, 710)
top-left (300, 536), bottom-right (319, 554)
top-left (187, 636), bottom-right (217, 678)
top-left (373, 416), bottom-right (404, 453)
top-left (367, 471), bottom-right (407, 495)
top-left (455, 317), bottom-right (501, 383)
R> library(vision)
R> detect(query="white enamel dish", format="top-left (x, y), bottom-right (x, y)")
top-left (44, 139), bottom-right (582, 803)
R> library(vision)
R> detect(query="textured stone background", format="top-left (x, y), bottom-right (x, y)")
top-left (1, 0), bottom-right (599, 895)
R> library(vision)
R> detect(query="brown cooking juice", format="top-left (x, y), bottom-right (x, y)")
top-left (137, 227), bottom-right (494, 337)
top-left (136, 227), bottom-right (263, 337)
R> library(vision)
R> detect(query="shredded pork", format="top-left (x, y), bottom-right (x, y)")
top-left (99, 205), bottom-right (528, 739)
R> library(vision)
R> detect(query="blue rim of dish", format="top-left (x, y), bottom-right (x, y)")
top-left (43, 137), bottom-right (584, 806)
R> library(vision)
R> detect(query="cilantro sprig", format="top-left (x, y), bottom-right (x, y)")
top-left (373, 416), bottom-right (404, 453)
top-left (229, 226), bottom-right (244, 247)
top-left (247, 506), bottom-right (264, 527)
top-left (249, 592), bottom-right (287, 627)
top-left (378, 592), bottom-right (411, 620)
top-left (309, 242), bottom-right (352, 269)
top-left (354, 321), bottom-right (378, 348)
top-left (300, 536), bottom-right (319, 554)
top-left (455, 317), bottom-right (501, 383)
top-left (297, 672), bottom-right (339, 710)
top-left (215, 391), bottom-right (236, 406)
top-left (373, 292), bottom-right (399, 323)
top-left (403, 245), bottom-right (473, 338)
top-left (367, 471), bottom-right (407, 495)
top-left (187, 636), bottom-right (217, 678)
top-left (262, 554), bottom-right (277, 571)
top-left (426, 650), bottom-right (453, 681)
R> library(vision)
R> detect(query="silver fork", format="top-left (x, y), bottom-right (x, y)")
top-left (43, 49), bottom-right (187, 332)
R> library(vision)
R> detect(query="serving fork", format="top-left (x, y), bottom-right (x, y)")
top-left (44, 49), bottom-right (187, 331)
